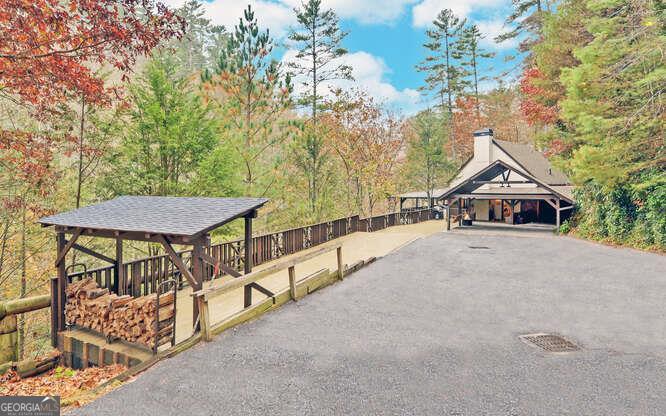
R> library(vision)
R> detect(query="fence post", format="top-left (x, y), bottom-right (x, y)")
top-left (197, 295), bottom-right (211, 342)
top-left (337, 246), bottom-right (344, 280)
top-left (288, 266), bottom-right (297, 301)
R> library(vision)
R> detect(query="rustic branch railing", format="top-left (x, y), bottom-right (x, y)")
top-left (65, 209), bottom-right (433, 299)
top-left (193, 243), bottom-right (343, 341)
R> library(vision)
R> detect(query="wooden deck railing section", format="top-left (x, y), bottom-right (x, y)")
top-left (193, 243), bottom-right (344, 341)
top-left (65, 209), bottom-right (433, 299)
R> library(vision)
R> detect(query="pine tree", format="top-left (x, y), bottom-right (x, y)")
top-left (287, 0), bottom-right (353, 124)
top-left (287, 0), bottom-right (352, 213)
top-left (416, 8), bottom-right (465, 159)
top-left (455, 24), bottom-right (496, 118)
top-left (203, 5), bottom-right (293, 196)
top-left (495, 0), bottom-right (549, 54)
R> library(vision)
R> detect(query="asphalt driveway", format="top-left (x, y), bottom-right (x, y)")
top-left (72, 229), bottom-right (666, 416)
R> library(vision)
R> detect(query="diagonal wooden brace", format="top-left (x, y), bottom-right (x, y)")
top-left (157, 235), bottom-right (197, 288)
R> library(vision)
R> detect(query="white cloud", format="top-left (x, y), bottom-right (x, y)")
top-left (476, 19), bottom-right (518, 50)
top-left (281, 0), bottom-right (417, 24)
top-left (282, 49), bottom-right (423, 114)
top-left (412, 0), bottom-right (506, 27)
top-left (163, 0), bottom-right (296, 37)
top-left (164, 0), bottom-right (418, 37)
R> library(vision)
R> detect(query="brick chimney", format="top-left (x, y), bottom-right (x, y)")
top-left (473, 128), bottom-right (494, 164)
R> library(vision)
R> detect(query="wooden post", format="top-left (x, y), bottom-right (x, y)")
top-left (56, 232), bottom-right (67, 336)
top-left (197, 296), bottom-right (210, 341)
top-left (115, 237), bottom-right (123, 295)
top-left (243, 214), bottom-right (253, 308)
top-left (446, 204), bottom-right (451, 231)
top-left (49, 277), bottom-right (58, 347)
top-left (192, 241), bottom-right (204, 328)
top-left (556, 198), bottom-right (561, 232)
top-left (288, 266), bottom-right (296, 301)
top-left (336, 246), bottom-right (344, 280)
top-left (399, 198), bottom-right (404, 212)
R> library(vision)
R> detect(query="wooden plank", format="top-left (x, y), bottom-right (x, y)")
top-left (288, 266), bottom-right (296, 301)
top-left (197, 297), bottom-right (211, 342)
top-left (81, 342), bottom-right (89, 369)
top-left (55, 228), bottom-right (82, 266)
top-left (197, 243), bottom-right (342, 302)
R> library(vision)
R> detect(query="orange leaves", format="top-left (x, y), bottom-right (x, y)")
top-left (0, 0), bottom-right (184, 110)
top-left (0, 363), bottom-right (126, 402)
top-left (519, 67), bottom-right (559, 126)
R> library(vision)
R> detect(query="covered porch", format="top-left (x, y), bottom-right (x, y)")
top-left (441, 160), bottom-right (575, 230)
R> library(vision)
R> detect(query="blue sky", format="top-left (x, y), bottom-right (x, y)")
top-left (165, 0), bottom-right (523, 114)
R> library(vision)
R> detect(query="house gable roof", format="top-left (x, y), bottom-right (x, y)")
top-left (492, 139), bottom-right (570, 185)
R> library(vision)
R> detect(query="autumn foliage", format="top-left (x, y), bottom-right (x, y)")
top-left (0, 0), bottom-right (184, 109)
top-left (519, 67), bottom-right (559, 126)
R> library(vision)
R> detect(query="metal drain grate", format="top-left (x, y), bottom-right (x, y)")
top-left (520, 333), bottom-right (580, 352)
top-left (468, 246), bottom-right (490, 250)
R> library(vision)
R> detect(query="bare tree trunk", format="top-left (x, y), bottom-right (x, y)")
top-left (17, 205), bottom-right (26, 360)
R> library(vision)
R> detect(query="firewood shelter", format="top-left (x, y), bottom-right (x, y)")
top-left (39, 196), bottom-right (269, 352)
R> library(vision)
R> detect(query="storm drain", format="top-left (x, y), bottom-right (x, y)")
top-left (519, 333), bottom-right (580, 353)
top-left (468, 246), bottom-right (490, 250)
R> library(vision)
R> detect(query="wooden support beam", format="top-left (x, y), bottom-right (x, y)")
top-left (543, 198), bottom-right (558, 210)
top-left (337, 246), bottom-right (344, 280)
top-left (198, 251), bottom-right (241, 278)
top-left (191, 241), bottom-right (204, 328)
top-left (556, 198), bottom-right (561, 231)
top-left (55, 228), bottom-right (82, 266)
top-left (56, 233), bottom-right (67, 336)
top-left (50, 277), bottom-right (58, 347)
top-left (114, 238), bottom-right (123, 295)
top-left (157, 235), bottom-right (197, 288)
top-left (71, 243), bottom-right (115, 264)
top-left (244, 215), bottom-right (253, 308)
top-left (249, 282), bottom-right (274, 298)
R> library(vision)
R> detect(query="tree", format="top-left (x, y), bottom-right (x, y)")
top-left (100, 56), bottom-right (218, 196)
top-left (287, 0), bottom-right (353, 123)
top-left (522, 0), bottom-right (664, 249)
top-left (286, 0), bottom-right (353, 214)
top-left (168, 0), bottom-right (228, 75)
top-left (494, 0), bottom-right (549, 54)
top-left (326, 89), bottom-right (404, 216)
top-left (0, 0), bottom-right (184, 110)
top-left (455, 24), bottom-right (495, 117)
top-left (403, 110), bottom-right (455, 208)
top-left (203, 5), bottom-right (293, 196)
top-left (416, 9), bottom-right (465, 159)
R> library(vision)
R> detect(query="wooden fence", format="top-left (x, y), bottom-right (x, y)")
top-left (66, 208), bottom-right (433, 298)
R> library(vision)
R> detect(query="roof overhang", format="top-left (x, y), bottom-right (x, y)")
top-left (440, 160), bottom-right (574, 204)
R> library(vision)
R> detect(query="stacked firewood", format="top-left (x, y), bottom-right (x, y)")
top-left (64, 278), bottom-right (175, 348)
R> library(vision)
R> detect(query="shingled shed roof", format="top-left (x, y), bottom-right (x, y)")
top-left (39, 196), bottom-right (269, 237)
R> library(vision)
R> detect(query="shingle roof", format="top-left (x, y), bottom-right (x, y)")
top-left (493, 139), bottom-right (570, 185)
top-left (39, 196), bottom-right (269, 237)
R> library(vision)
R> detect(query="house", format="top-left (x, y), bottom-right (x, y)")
top-left (399, 128), bottom-right (575, 228)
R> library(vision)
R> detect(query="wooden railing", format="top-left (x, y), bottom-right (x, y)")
top-left (65, 209), bottom-right (433, 298)
top-left (193, 243), bottom-right (344, 341)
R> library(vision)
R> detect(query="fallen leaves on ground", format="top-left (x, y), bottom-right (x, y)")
top-left (0, 364), bottom-right (127, 400)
